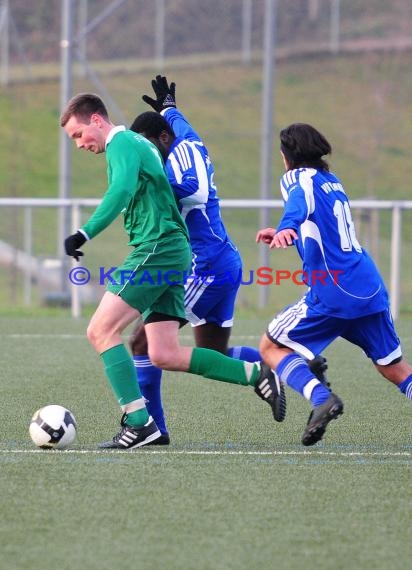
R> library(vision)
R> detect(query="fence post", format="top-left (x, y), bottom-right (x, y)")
top-left (23, 206), bottom-right (32, 305)
top-left (70, 202), bottom-right (81, 318)
top-left (259, 0), bottom-right (277, 309)
top-left (390, 205), bottom-right (401, 320)
top-left (155, 0), bottom-right (165, 69)
top-left (330, 0), bottom-right (340, 54)
top-left (241, 0), bottom-right (252, 64)
top-left (0, 0), bottom-right (9, 87)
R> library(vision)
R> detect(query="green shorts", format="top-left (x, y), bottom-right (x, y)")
top-left (106, 234), bottom-right (191, 322)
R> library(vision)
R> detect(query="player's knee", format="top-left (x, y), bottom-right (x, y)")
top-left (86, 321), bottom-right (100, 348)
top-left (148, 350), bottom-right (168, 369)
top-left (86, 319), bottom-right (113, 350)
top-left (148, 346), bottom-right (174, 369)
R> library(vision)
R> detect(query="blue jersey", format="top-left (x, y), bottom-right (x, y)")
top-left (277, 168), bottom-right (389, 318)
top-left (161, 107), bottom-right (240, 275)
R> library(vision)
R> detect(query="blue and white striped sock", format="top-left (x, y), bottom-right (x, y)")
top-left (276, 353), bottom-right (331, 406)
top-left (398, 374), bottom-right (412, 399)
top-left (227, 345), bottom-right (261, 362)
top-left (133, 355), bottom-right (167, 435)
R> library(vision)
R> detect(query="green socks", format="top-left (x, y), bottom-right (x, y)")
top-left (188, 347), bottom-right (259, 386)
top-left (101, 345), bottom-right (260, 426)
top-left (101, 344), bottom-right (149, 427)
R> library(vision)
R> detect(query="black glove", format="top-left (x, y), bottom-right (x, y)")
top-left (64, 231), bottom-right (86, 261)
top-left (142, 75), bottom-right (176, 112)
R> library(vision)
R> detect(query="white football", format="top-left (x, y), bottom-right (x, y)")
top-left (29, 405), bottom-right (77, 450)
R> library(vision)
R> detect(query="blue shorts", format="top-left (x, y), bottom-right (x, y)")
top-left (266, 297), bottom-right (402, 365)
top-left (184, 267), bottom-right (242, 327)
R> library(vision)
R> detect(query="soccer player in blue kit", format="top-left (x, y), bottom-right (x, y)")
top-left (128, 76), bottom-right (287, 443)
top-left (257, 122), bottom-right (412, 446)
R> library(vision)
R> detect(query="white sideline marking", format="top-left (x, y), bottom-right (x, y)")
top-left (0, 449), bottom-right (410, 457)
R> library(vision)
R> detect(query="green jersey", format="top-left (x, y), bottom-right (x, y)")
top-left (81, 126), bottom-right (188, 246)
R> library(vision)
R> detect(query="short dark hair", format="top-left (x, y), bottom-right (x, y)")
top-left (280, 123), bottom-right (332, 171)
top-left (60, 93), bottom-right (109, 127)
top-left (130, 111), bottom-right (174, 138)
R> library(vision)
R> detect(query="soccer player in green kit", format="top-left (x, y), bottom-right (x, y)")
top-left (61, 92), bottom-right (285, 449)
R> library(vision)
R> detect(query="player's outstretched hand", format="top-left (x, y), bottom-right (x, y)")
top-left (256, 227), bottom-right (298, 249)
top-left (142, 75), bottom-right (176, 112)
top-left (269, 228), bottom-right (298, 249)
top-left (64, 231), bottom-right (86, 261)
top-left (256, 227), bottom-right (276, 244)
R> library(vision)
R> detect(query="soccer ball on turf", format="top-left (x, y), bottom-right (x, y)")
top-left (29, 405), bottom-right (77, 450)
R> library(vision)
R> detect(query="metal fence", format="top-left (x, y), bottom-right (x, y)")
top-left (1, 2), bottom-right (412, 316)
top-left (1, 197), bottom-right (411, 319)
top-left (2, 1), bottom-right (412, 82)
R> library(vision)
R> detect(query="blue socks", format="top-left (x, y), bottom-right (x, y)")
top-left (227, 345), bottom-right (261, 362)
top-left (133, 356), bottom-right (167, 435)
top-left (398, 374), bottom-right (412, 399)
top-left (276, 353), bottom-right (330, 406)
top-left (276, 355), bottom-right (412, 404)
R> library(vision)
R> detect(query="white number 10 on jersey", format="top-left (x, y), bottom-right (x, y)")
top-left (333, 200), bottom-right (362, 253)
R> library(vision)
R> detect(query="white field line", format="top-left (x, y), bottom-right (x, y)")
top-left (0, 449), bottom-right (410, 457)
